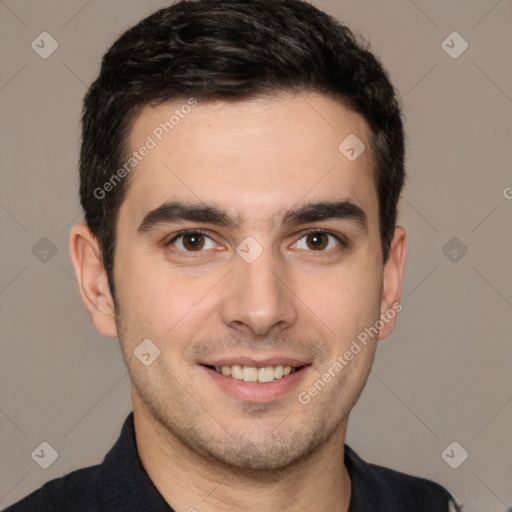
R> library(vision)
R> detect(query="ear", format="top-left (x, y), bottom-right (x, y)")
top-left (69, 223), bottom-right (118, 338)
top-left (378, 225), bottom-right (406, 341)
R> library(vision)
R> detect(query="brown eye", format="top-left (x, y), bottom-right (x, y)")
top-left (182, 233), bottom-right (205, 251)
top-left (306, 232), bottom-right (328, 250)
top-left (168, 231), bottom-right (216, 252)
top-left (291, 230), bottom-right (344, 252)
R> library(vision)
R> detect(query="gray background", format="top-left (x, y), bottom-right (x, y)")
top-left (1, 1), bottom-right (511, 510)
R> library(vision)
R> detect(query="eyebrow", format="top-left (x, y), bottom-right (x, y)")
top-left (137, 199), bottom-right (368, 234)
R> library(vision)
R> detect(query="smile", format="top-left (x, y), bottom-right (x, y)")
top-left (208, 364), bottom-right (301, 383)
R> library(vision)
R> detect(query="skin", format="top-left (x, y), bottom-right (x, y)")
top-left (70, 92), bottom-right (406, 512)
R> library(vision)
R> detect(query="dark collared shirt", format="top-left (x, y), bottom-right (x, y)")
top-left (6, 412), bottom-right (461, 511)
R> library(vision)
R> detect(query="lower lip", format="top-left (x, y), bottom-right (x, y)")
top-left (202, 365), bottom-right (310, 403)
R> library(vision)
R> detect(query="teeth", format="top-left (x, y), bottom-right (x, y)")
top-left (213, 364), bottom-right (298, 382)
top-left (258, 366), bottom-right (274, 383)
top-left (231, 365), bottom-right (243, 380)
top-left (242, 366), bottom-right (258, 382)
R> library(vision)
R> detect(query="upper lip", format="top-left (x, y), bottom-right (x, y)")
top-left (201, 356), bottom-right (311, 368)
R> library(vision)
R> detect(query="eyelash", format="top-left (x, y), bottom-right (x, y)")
top-left (165, 229), bottom-right (348, 254)
top-left (293, 229), bottom-right (348, 252)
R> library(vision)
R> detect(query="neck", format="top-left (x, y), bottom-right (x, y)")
top-left (133, 395), bottom-right (352, 512)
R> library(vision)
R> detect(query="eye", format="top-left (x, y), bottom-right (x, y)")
top-left (167, 230), bottom-right (217, 252)
top-left (292, 230), bottom-right (345, 252)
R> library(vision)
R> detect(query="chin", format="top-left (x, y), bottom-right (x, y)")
top-left (194, 426), bottom-right (330, 474)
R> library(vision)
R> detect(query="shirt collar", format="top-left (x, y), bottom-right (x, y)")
top-left (98, 412), bottom-right (174, 511)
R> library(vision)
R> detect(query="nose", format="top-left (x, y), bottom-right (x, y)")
top-left (220, 244), bottom-right (298, 337)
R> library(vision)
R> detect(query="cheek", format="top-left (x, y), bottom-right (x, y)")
top-left (307, 259), bottom-right (381, 331)
top-left (114, 251), bottom-right (218, 340)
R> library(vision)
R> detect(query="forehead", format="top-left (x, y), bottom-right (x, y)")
top-left (119, 93), bottom-right (378, 231)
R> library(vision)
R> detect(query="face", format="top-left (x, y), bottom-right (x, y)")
top-left (74, 93), bottom-right (405, 473)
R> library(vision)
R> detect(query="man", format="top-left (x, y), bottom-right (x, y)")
top-left (7, 0), bottom-right (462, 510)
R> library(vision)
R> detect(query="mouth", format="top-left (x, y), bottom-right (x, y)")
top-left (200, 356), bottom-right (311, 403)
top-left (203, 364), bottom-right (305, 383)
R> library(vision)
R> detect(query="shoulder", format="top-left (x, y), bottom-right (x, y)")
top-left (4, 464), bottom-right (101, 512)
top-left (345, 445), bottom-right (462, 511)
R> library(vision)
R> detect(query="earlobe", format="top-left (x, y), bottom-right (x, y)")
top-left (378, 226), bottom-right (406, 341)
top-left (69, 223), bottom-right (118, 338)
